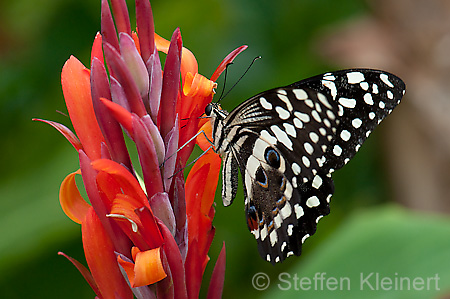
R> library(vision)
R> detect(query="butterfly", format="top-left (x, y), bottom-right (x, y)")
top-left (204, 69), bottom-right (406, 264)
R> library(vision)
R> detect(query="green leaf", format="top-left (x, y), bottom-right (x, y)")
top-left (261, 205), bottom-right (450, 298)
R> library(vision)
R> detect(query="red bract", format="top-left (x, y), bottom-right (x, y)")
top-left (34, 0), bottom-right (247, 298)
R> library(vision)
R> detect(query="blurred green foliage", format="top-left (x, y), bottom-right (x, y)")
top-left (1, 0), bottom-right (448, 298)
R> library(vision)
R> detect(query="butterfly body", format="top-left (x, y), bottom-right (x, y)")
top-left (205, 69), bottom-right (405, 264)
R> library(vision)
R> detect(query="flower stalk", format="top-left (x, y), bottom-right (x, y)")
top-left (35, 0), bottom-right (247, 297)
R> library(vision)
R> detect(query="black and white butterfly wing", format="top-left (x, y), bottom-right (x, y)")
top-left (210, 69), bottom-right (405, 264)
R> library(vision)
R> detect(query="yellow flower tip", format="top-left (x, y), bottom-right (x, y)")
top-left (183, 72), bottom-right (217, 98)
top-left (121, 247), bottom-right (167, 287)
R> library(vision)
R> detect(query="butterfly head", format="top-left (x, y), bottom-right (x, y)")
top-left (205, 102), bottom-right (228, 120)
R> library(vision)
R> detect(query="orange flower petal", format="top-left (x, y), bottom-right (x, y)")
top-left (183, 72), bottom-right (216, 98)
top-left (91, 159), bottom-right (149, 208)
top-left (186, 150), bottom-right (221, 216)
top-left (133, 247), bottom-right (167, 287)
top-left (110, 194), bottom-right (144, 225)
top-left (117, 255), bottom-right (136, 286)
top-left (196, 121), bottom-right (213, 152)
top-left (62, 56), bottom-right (105, 160)
top-left (131, 31), bottom-right (141, 55)
top-left (59, 170), bottom-right (91, 224)
top-left (155, 32), bottom-right (198, 83)
top-left (82, 208), bottom-right (133, 299)
top-left (90, 33), bottom-right (103, 64)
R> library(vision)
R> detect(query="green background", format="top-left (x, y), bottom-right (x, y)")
top-left (1, 0), bottom-right (449, 298)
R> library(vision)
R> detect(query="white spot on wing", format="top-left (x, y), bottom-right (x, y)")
top-left (277, 92), bottom-right (293, 111)
top-left (364, 93), bottom-right (374, 105)
top-left (304, 142), bottom-right (314, 155)
top-left (321, 81), bottom-right (337, 100)
top-left (302, 234), bottom-right (310, 243)
top-left (338, 97), bottom-right (356, 108)
top-left (260, 130), bottom-right (277, 144)
top-left (312, 175), bottom-right (323, 189)
top-left (340, 129), bottom-right (351, 141)
top-left (275, 106), bottom-right (290, 120)
top-left (306, 196), bottom-right (320, 207)
top-left (280, 202), bottom-right (292, 219)
top-left (380, 73), bottom-right (394, 88)
top-left (287, 224), bottom-right (294, 236)
top-left (294, 111), bottom-right (310, 123)
top-left (293, 89), bottom-right (308, 100)
top-left (251, 228), bottom-right (260, 239)
top-left (309, 132), bottom-right (319, 143)
top-left (387, 90), bottom-right (393, 99)
top-left (333, 145), bottom-right (342, 156)
top-left (271, 125), bottom-right (293, 150)
top-left (311, 110), bottom-right (322, 123)
top-left (260, 225), bottom-right (268, 241)
top-left (302, 156), bottom-right (311, 168)
top-left (292, 163), bottom-right (301, 175)
top-left (372, 83), bottom-right (379, 94)
top-left (352, 118), bottom-right (362, 129)
top-left (317, 92), bottom-right (333, 109)
top-left (293, 118), bottom-right (303, 129)
top-left (283, 123), bottom-right (297, 138)
top-left (294, 204), bottom-right (304, 219)
top-left (259, 97), bottom-right (272, 110)
top-left (347, 71), bottom-right (365, 84)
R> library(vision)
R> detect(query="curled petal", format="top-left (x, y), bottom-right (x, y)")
top-left (110, 194), bottom-right (144, 226)
top-left (211, 45), bottom-right (248, 82)
top-left (135, 247), bottom-right (167, 286)
top-left (59, 170), bottom-right (90, 224)
top-left (33, 119), bottom-right (82, 152)
top-left (183, 72), bottom-right (216, 98)
top-left (118, 247), bottom-right (166, 287)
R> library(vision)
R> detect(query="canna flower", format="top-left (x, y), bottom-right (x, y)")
top-left (34, 0), bottom-right (246, 298)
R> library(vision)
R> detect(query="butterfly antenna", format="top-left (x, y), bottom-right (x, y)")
top-left (218, 56), bottom-right (261, 103)
top-left (216, 62), bottom-right (233, 102)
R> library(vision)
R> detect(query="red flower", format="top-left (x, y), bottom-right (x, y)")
top-left (34, 0), bottom-right (246, 298)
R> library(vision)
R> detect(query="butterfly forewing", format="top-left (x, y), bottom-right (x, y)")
top-left (208, 69), bottom-right (405, 264)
